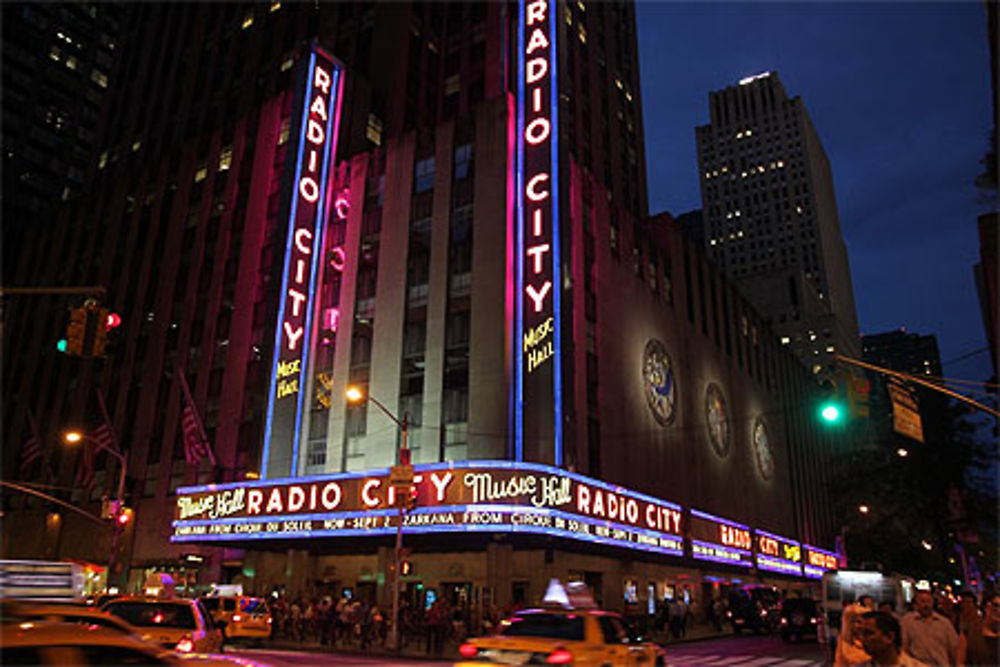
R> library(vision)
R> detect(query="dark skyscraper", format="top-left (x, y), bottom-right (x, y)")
top-left (692, 72), bottom-right (861, 378)
top-left (2, 2), bottom-right (123, 280)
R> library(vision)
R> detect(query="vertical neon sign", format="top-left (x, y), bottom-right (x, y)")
top-left (515, 0), bottom-right (562, 465)
top-left (262, 49), bottom-right (344, 478)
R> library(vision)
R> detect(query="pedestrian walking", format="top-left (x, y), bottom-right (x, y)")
top-left (900, 590), bottom-right (959, 666)
top-left (957, 593), bottom-right (999, 666)
top-left (834, 603), bottom-right (872, 667)
top-left (856, 611), bottom-right (924, 666)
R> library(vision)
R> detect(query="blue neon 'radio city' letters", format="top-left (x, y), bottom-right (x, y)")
top-left (262, 49), bottom-right (344, 478)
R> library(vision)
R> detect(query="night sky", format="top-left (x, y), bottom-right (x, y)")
top-left (636, 1), bottom-right (993, 383)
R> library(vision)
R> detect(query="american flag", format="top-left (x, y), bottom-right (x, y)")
top-left (179, 370), bottom-right (217, 466)
top-left (90, 422), bottom-right (117, 453)
top-left (18, 409), bottom-right (43, 478)
top-left (93, 388), bottom-right (120, 453)
top-left (76, 440), bottom-right (97, 493)
top-left (18, 434), bottom-right (42, 477)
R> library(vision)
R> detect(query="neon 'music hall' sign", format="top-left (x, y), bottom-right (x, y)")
top-left (263, 48), bottom-right (344, 478)
top-left (515, 0), bottom-right (563, 465)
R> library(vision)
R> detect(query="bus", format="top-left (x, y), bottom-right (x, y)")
top-left (0, 560), bottom-right (85, 602)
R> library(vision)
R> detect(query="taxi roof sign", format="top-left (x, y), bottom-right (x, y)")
top-left (542, 578), bottom-right (597, 610)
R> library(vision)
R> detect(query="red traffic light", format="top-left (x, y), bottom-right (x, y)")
top-left (106, 312), bottom-right (122, 329)
top-left (116, 508), bottom-right (133, 526)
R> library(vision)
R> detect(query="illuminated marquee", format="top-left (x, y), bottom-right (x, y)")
top-left (754, 529), bottom-right (803, 576)
top-left (171, 461), bottom-right (684, 557)
top-left (689, 509), bottom-right (754, 568)
top-left (803, 545), bottom-right (839, 579)
top-left (262, 48), bottom-right (345, 478)
top-left (514, 0), bottom-right (563, 465)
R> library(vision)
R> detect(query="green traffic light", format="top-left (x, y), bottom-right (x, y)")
top-left (56, 339), bottom-right (68, 353)
top-left (820, 404), bottom-right (842, 422)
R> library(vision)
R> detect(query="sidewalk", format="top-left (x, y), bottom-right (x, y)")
top-left (259, 622), bottom-right (732, 660)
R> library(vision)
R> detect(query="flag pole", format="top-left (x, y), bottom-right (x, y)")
top-left (178, 368), bottom-right (217, 466)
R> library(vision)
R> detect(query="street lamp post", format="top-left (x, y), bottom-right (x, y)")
top-left (345, 386), bottom-right (409, 652)
top-left (64, 431), bottom-right (128, 590)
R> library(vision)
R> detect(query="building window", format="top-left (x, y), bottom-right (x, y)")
top-left (414, 157), bottom-right (435, 193)
top-left (453, 144), bottom-right (473, 180)
top-left (366, 113), bottom-right (383, 146)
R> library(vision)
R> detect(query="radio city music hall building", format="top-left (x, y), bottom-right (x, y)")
top-left (3, 1), bottom-right (841, 612)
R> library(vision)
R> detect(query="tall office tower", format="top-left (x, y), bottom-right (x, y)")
top-left (693, 72), bottom-right (861, 376)
top-left (5, 3), bottom-right (838, 603)
top-left (1, 3), bottom-right (124, 281)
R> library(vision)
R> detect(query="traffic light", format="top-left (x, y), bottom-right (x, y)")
top-left (400, 560), bottom-right (413, 576)
top-left (405, 485), bottom-right (418, 512)
top-left (847, 376), bottom-right (871, 419)
top-left (101, 498), bottom-right (123, 520)
top-left (116, 507), bottom-right (134, 527)
top-left (818, 378), bottom-right (845, 425)
top-left (90, 308), bottom-right (122, 357)
top-left (65, 306), bottom-right (88, 356)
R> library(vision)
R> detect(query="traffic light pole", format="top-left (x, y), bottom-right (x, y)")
top-left (79, 434), bottom-right (128, 591)
top-left (390, 416), bottom-right (408, 653)
top-left (833, 354), bottom-right (1000, 418)
top-left (0, 286), bottom-right (105, 297)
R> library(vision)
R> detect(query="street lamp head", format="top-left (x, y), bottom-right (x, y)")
top-left (64, 431), bottom-right (84, 444)
top-left (345, 386), bottom-right (365, 403)
top-left (858, 504), bottom-right (870, 514)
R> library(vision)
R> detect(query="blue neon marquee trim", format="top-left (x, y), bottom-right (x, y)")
top-left (549, 0), bottom-right (562, 468)
top-left (172, 506), bottom-right (685, 557)
top-left (176, 459), bottom-right (682, 512)
top-left (755, 528), bottom-right (800, 546)
top-left (691, 508), bottom-right (751, 531)
top-left (262, 52), bottom-right (317, 479)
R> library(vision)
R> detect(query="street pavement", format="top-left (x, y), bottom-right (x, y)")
top-left (227, 624), bottom-right (825, 666)
top-left (227, 646), bottom-right (452, 666)
top-left (664, 634), bottom-right (826, 667)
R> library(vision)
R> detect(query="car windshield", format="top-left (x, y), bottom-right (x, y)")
top-left (200, 598), bottom-right (220, 612)
top-left (105, 602), bottom-right (196, 629)
top-left (239, 599), bottom-right (268, 614)
top-left (498, 612), bottom-right (585, 641)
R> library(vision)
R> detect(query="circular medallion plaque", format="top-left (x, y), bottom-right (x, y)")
top-left (753, 416), bottom-right (775, 480)
top-left (642, 339), bottom-right (677, 426)
top-left (704, 383), bottom-right (730, 458)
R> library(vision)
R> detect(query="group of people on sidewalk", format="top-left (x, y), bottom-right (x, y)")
top-left (267, 591), bottom-right (506, 656)
top-left (834, 589), bottom-right (999, 666)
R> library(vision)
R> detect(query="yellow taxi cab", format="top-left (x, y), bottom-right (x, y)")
top-left (102, 597), bottom-right (224, 654)
top-left (199, 595), bottom-right (272, 641)
top-left (1, 599), bottom-right (143, 638)
top-left (457, 580), bottom-right (665, 666)
top-left (0, 620), bottom-right (262, 666)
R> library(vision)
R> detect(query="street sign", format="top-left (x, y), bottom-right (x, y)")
top-left (389, 464), bottom-right (414, 486)
top-left (888, 377), bottom-right (923, 443)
